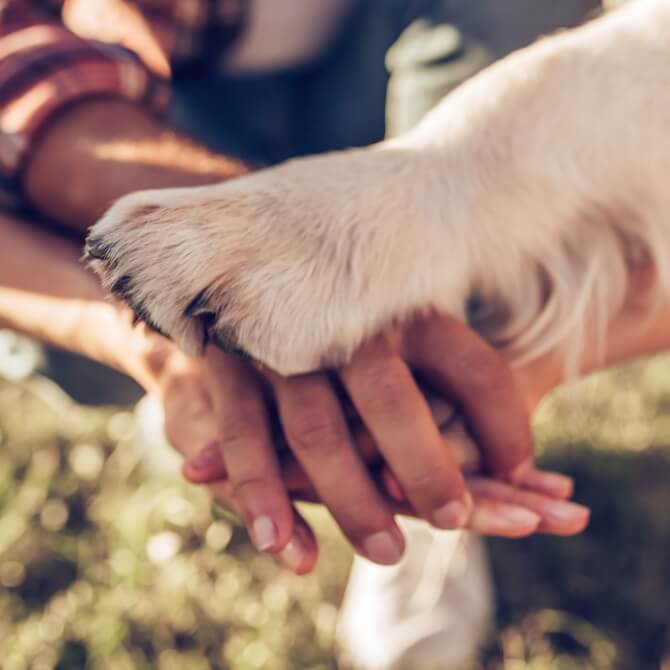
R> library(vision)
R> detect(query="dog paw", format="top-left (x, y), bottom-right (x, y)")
top-left (86, 146), bottom-right (472, 374)
top-left (88, 1), bottom-right (670, 377)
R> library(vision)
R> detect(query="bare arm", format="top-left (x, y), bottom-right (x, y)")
top-left (0, 211), bottom-right (164, 388)
top-left (23, 99), bottom-right (249, 234)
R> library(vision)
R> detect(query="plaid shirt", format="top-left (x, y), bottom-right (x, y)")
top-left (0, 0), bottom-right (246, 201)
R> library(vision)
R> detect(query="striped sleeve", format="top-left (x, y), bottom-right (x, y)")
top-left (0, 2), bottom-right (170, 193)
top-left (0, 1), bottom-right (247, 210)
top-left (127, 0), bottom-right (247, 72)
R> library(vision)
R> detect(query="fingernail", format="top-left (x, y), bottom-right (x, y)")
top-left (499, 506), bottom-right (542, 526)
top-left (530, 472), bottom-right (574, 499)
top-left (473, 506), bottom-right (541, 533)
top-left (432, 500), bottom-right (470, 529)
top-left (543, 500), bottom-right (590, 523)
top-left (188, 442), bottom-right (221, 470)
top-left (278, 537), bottom-right (304, 573)
top-left (545, 474), bottom-right (574, 499)
top-left (251, 516), bottom-right (278, 551)
top-left (278, 523), bottom-right (311, 573)
top-left (361, 531), bottom-right (404, 565)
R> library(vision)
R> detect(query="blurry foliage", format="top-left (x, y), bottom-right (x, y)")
top-left (0, 377), bottom-right (348, 670)
top-left (2, 354), bottom-right (670, 669)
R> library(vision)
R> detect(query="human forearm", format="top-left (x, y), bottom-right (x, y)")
top-left (23, 99), bottom-right (250, 234)
top-left (0, 211), bottom-right (166, 388)
top-left (516, 276), bottom-right (670, 412)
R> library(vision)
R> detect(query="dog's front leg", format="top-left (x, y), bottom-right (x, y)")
top-left (87, 0), bottom-right (670, 377)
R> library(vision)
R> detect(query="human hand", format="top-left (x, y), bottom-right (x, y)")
top-left (50, 295), bottom-right (586, 574)
top-left (5, 169), bottom-right (581, 572)
top-left (181, 311), bottom-right (589, 572)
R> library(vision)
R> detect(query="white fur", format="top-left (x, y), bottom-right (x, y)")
top-left (88, 0), bottom-right (670, 377)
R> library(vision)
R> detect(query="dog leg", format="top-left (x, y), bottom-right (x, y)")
top-left (88, 0), bottom-right (670, 377)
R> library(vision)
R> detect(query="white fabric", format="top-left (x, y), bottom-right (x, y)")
top-left (337, 521), bottom-right (494, 670)
top-left (225, 0), bottom-right (356, 73)
top-left (132, 393), bottom-right (495, 669)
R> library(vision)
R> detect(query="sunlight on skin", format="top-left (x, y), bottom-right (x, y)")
top-left (88, 138), bottom-right (248, 176)
top-left (63, 0), bottom-right (171, 76)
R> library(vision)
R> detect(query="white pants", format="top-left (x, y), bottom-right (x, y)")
top-left (337, 519), bottom-right (494, 670)
top-left (133, 394), bottom-right (495, 670)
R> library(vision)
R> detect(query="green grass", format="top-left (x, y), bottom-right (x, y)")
top-left (2, 354), bottom-right (670, 669)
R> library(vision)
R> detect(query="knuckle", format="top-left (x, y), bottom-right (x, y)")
top-left (220, 429), bottom-right (268, 457)
top-left (286, 410), bottom-right (346, 458)
top-left (360, 358), bottom-right (408, 409)
top-left (230, 471), bottom-right (276, 500)
top-left (461, 352), bottom-right (512, 395)
top-left (221, 407), bottom-right (266, 445)
top-left (219, 422), bottom-right (274, 465)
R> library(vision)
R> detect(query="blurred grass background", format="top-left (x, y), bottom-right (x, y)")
top-left (2, 346), bottom-right (670, 669)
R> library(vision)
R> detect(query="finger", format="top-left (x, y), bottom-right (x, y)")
top-left (184, 413), bottom-right (491, 507)
top-left (275, 509), bottom-right (320, 575)
top-left (406, 313), bottom-right (533, 477)
top-left (468, 499), bottom-right (541, 538)
top-left (341, 338), bottom-right (471, 530)
top-left (183, 441), bottom-right (317, 493)
top-left (300, 470), bottom-right (585, 538)
top-left (381, 467), bottom-right (405, 502)
top-left (353, 406), bottom-right (482, 474)
top-left (511, 461), bottom-right (575, 499)
top-left (182, 441), bottom-right (229, 483)
top-left (270, 370), bottom-right (405, 566)
top-left (160, 366), bottom-right (220, 460)
top-left (382, 468), bottom-right (585, 537)
top-left (467, 477), bottom-right (590, 535)
top-left (204, 348), bottom-right (295, 554)
top-left (207, 482), bottom-right (319, 574)
top-left (379, 492), bottom-right (541, 538)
